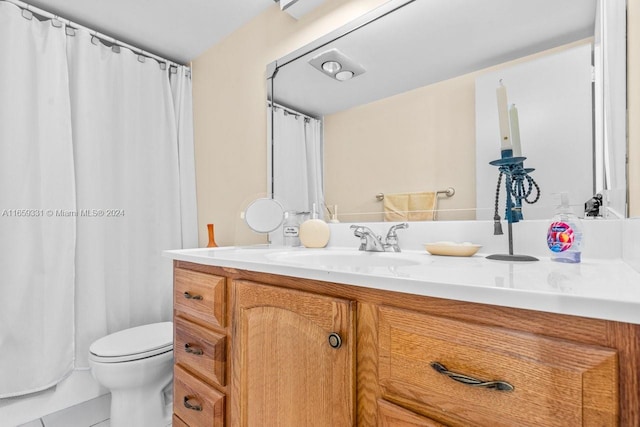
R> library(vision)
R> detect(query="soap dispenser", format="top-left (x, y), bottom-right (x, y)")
top-left (546, 193), bottom-right (583, 263)
top-left (299, 203), bottom-right (330, 248)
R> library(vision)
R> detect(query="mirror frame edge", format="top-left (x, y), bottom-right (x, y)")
top-left (266, 60), bottom-right (277, 198)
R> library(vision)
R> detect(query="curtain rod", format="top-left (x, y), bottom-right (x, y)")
top-left (2, 0), bottom-right (188, 69)
top-left (268, 101), bottom-right (318, 121)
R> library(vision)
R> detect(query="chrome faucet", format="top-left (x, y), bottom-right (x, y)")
top-left (350, 225), bottom-right (386, 252)
top-left (384, 222), bottom-right (409, 252)
top-left (350, 223), bottom-right (409, 252)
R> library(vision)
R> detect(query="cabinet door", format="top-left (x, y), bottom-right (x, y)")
top-left (231, 280), bottom-right (355, 426)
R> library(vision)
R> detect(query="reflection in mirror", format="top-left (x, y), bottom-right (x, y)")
top-left (270, 104), bottom-right (324, 217)
top-left (268, 0), bottom-right (627, 222)
top-left (244, 198), bottom-right (284, 233)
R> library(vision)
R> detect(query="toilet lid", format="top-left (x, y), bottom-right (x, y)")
top-left (90, 322), bottom-right (173, 362)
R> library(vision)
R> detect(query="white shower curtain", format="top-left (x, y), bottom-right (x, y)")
top-left (304, 117), bottom-right (323, 216)
top-left (0, 3), bottom-right (197, 394)
top-left (0, 2), bottom-right (76, 397)
top-left (272, 106), bottom-right (323, 216)
top-left (170, 67), bottom-right (199, 249)
top-left (66, 29), bottom-right (183, 368)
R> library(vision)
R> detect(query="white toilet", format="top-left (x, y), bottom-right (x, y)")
top-left (89, 322), bottom-right (174, 427)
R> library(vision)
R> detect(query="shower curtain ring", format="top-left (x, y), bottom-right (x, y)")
top-left (91, 32), bottom-right (100, 45)
top-left (51, 15), bottom-right (63, 28)
top-left (22, 6), bottom-right (33, 20)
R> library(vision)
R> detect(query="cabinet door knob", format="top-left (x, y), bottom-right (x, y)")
top-left (183, 396), bottom-right (203, 411)
top-left (184, 343), bottom-right (204, 355)
top-left (183, 291), bottom-right (203, 300)
top-left (328, 332), bottom-right (342, 349)
top-left (430, 361), bottom-right (514, 392)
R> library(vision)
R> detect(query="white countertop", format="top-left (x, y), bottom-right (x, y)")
top-left (164, 246), bottom-right (640, 325)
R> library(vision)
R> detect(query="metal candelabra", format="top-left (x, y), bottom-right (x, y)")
top-left (486, 154), bottom-right (540, 262)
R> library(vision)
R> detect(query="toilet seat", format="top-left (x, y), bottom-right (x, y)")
top-left (89, 321), bottom-right (173, 363)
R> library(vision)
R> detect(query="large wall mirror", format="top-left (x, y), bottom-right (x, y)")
top-left (267, 0), bottom-right (627, 223)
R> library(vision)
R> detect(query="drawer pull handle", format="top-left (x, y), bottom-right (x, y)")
top-left (183, 291), bottom-right (203, 300)
top-left (183, 396), bottom-right (203, 411)
top-left (430, 362), bottom-right (514, 392)
top-left (184, 343), bottom-right (204, 355)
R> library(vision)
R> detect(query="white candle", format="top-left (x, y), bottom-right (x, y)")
top-left (509, 104), bottom-right (522, 157)
top-left (496, 81), bottom-right (512, 152)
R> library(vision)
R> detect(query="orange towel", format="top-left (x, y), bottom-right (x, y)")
top-left (383, 192), bottom-right (436, 221)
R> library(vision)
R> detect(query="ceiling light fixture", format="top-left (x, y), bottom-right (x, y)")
top-left (321, 61), bottom-right (341, 74)
top-left (308, 48), bottom-right (366, 82)
top-left (335, 70), bottom-right (354, 81)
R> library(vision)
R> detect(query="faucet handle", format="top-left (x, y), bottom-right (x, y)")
top-left (350, 224), bottom-right (365, 237)
top-left (350, 225), bottom-right (386, 251)
top-left (350, 225), bottom-right (368, 249)
top-left (384, 223), bottom-right (408, 252)
top-left (351, 224), bottom-right (379, 236)
top-left (386, 222), bottom-right (409, 237)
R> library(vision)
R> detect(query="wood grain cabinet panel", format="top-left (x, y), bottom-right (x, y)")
top-left (378, 400), bottom-right (447, 426)
top-left (378, 305), bottom-right (619, 427)
top-left (172, 414), bottom-right (189, 427)
top-left (175, 316), bottom-right (226, 387)
top-left (230, 279), bottom-right (355, 427)
top-left (174, 268), bottom-right (226, 328)
top-left (174, 365), bottom-right (225, 427)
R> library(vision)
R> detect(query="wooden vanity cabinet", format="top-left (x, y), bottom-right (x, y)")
top-left (173, 268), bottom-right (228, 426)
top-left (172, 261), bottom-right (640, 426)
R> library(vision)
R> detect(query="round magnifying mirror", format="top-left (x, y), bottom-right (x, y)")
top-left (244, 198), bottom-right (285, 233)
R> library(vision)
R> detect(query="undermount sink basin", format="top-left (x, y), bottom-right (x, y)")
top-left (265, 250), bottom-right (423, 269)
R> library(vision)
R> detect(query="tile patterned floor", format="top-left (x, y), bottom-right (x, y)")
top-left (17, 395), bottom-right (109, 427)
top-left (17, 391), bottom-right (173, 427)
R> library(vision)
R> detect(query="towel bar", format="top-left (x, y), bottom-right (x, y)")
top-left (375, 187), bottom-right (455, 201)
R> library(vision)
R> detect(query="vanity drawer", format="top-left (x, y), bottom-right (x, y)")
top-left (378, 306), bottom-right (619, 427)
top-left (174, 364), bottom-right (225, 427)
top-left (378, 400), bottom-right (446, 426)
top-left (172, 414), bottom-right (189, 427)
top-left (175, 268), bottom-right (226, 328)
top-left (175, 316), bottom-right (226, 386)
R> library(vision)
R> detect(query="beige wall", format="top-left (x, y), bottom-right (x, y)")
top-left (192, 0), bottom-right (388, 247)
top-left (630, 0), bottom-right (639, 217)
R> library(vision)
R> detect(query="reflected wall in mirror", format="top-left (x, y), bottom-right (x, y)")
top-left (268, 0), bottom-right (627, 222)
